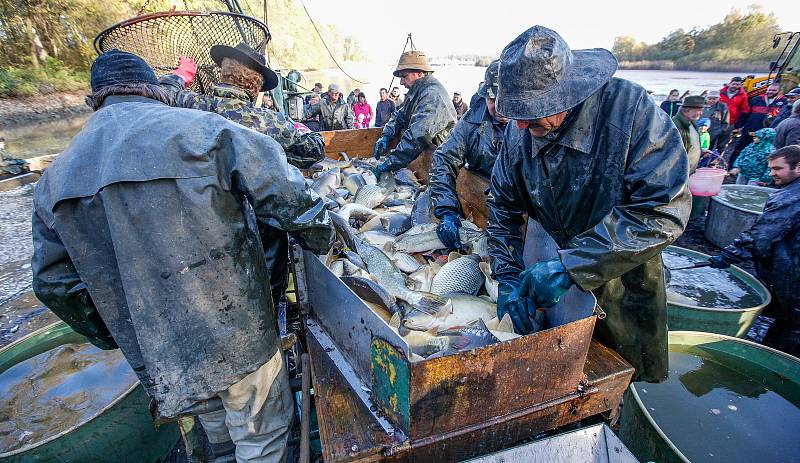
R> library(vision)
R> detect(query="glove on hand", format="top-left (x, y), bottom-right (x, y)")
top-left (436, 213), bottom-right (462, 250)
top-left (519, 258), bottom-right (573, 308)
top-left (173, 56), bottom-right (197, 88)
top-left (373, 136), bottom-right (390, 160)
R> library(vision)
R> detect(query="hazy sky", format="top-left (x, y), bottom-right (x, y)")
top-left (301, 0), bottom-right (799, 65)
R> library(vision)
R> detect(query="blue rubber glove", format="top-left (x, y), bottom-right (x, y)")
top-left (436, 213), bottom-right (462, 250)
top-left (519, 258), bottom-right (573, 308)
top-left (372, 160), bottom-right (390, 180)
top-left (497, 282), bottom-right (536, 335)
top-left (708, 255), bottom-right (731, 269)
top-left (374, 136), bottom-right (390, 159)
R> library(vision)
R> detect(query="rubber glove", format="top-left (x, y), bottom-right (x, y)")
top-left (497, 282), bottom-right (535, 335)
top-left (173, 56), bottom-right (197, 88)
top-left (372, 160), bottom-right (390, 180)
top-left (436, 213), bottom-right (462, 250)
top-left (708, 255), bottom-right (731, 269)
top-left (519, 258), bottom-right (573, 308)
top-left (373, 136), bottom-right (390, 159)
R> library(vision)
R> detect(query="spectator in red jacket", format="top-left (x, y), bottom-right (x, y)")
top-left (730, 82), bottom-right (787, 166)
top-left (719, 77), bottom-right (750, 156)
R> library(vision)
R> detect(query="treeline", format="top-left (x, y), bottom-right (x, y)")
top-left (0, 0), bottom-right (365, 97)
top-left (612, 7), bottom-right (781, 71)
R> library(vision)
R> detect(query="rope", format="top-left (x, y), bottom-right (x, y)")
top-left (297, 0), bottom-right (368, 84)
top-left (386, 33), bottom-right (414, 93)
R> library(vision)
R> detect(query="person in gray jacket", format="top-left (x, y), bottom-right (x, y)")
top-left (31, 50), bottom-right (333, 462)
top-left (372, 50), bottom-right (457, 177)
top-left (305, 83), bottom-right (354, 130)
top-left (774, 100), bottom-right (800, 149)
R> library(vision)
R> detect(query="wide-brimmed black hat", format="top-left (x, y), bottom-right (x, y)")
top-left (210, 42), bottom-right (278, 91)
top-left (496, 26), bottom-right (618, 120)
top-left (681, 95), bottom-right (706, 109)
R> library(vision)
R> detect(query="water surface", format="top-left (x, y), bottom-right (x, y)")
top-left (637, 349), bottom-right (800, 463)
top-left (715, 185), bottom-right (772, 214)
top-left (0, 342), bottom-right (137, 453)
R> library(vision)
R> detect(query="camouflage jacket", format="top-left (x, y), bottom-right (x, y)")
top-left (160, 75), bottom-right (324, 168)
top-left (380, 75), bottom-right (457, 171)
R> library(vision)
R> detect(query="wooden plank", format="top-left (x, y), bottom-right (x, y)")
top-left (321, 128), bottom-right (384, 159)
top-left (311, 340), bottom-right (633, 462)
top-left (455, 169), bottom-right (490, 228)
top-left (307, 331), bottom-right (394, 463)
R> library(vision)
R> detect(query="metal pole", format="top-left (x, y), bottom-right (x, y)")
top-left (299, 353), bottom-right (312, 463)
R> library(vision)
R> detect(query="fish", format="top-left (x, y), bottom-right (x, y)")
top-left (330, 259), bottom-right (344, 277)
top-left (310, 158), bottom-right (351, 171)
top-left (362, 170), bottom-right (378, 185)
top-left (354, 184), bottom-right (388, 209)
top-left (411, 188), bottom-right (436, 225)
top-left (341, 259), bottom-right (362, 276)
top-left (338, 203), bottom-right (380, 224)
top-left (408, 266), bottom-right (434, 292)
top-left (388, 251), bottom-right (422, 273)
top-left (427, 320), bottom-right (500, 358)
top-left (342, 172), bottom-right (367, 195)
top-left (394, 168), bottom-right (422, 188)
top-left (358, 215), bottom-right (386, 233)
top-left (485, 314), bottom-right (521, 340)
top-left (360, 231), bottom-right (396, 247)
top-left (431, 253), bottom-right (484, 296)
top-left (400, 293), bottom-right (496, 332)
top-left (353, 236), bottom-right (451, 314)
top-left (341, 275), bottom-right (401, 315)
top-left (341, 250), bottom-right (367, 270)
top-left (382, 198), bottom-right (414, 207)
top-left (311, 167), bottom-right (340, 196)
top-left (389, 226), bottom-right (486, 254)
top-left (480, 262), bottom-right (499, 302)
top-left (380, 212), bottom-right (412, 236)
top-left (401, 328), bottom-right (458, 359)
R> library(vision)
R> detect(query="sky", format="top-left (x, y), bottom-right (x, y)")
top-left (301, 0), bottom-right (800, 66)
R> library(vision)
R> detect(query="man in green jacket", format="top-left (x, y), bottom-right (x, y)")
top-left (673, 95), bottom-right (705, 172)
top-left (489, 26), bottom-right (690, 383)
top-left (372, 50), bottom-right (457, 177)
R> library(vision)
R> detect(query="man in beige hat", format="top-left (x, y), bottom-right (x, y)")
top-left (372, 50), bottom-right (456, 177)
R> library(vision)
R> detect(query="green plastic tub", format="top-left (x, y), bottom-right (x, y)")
top-left (619, 331), bottom-right (800, 463)
top-left (0, 321), bottom-right (179, 462)
top-left (664, 246), bottom-right (770, 337)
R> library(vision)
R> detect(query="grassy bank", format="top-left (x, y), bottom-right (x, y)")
top-left (617, 60), bottom-right (768, 74)
top-left (0, 62), bottom-right (88, 98)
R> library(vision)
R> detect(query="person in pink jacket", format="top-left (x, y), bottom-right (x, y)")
top-left (353, 93), bottom-right (373, 128)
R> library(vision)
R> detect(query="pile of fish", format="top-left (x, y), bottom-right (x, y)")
top-left (307, 155), bottom-right (518, 362)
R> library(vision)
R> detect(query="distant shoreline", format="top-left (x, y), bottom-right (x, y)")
top-left (617, 60), bottom-right (767, 74)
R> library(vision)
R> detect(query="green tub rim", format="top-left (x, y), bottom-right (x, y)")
top-left (627, 330), bottom-right (800, 463)
top-left (0, 321), bottom-right (141, 458)
top-left (665, 245), bottom-right (771, 314)
top-left (710, 184), bottom-right (774, 215)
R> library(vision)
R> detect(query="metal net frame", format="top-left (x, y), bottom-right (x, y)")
top-left (94, 11), bottom-right (271, 95)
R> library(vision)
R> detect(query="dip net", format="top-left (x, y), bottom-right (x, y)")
top-left (94, 11), bottom-right (270, 95)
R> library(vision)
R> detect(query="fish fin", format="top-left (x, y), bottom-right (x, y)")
top-left (447, 251), bottom-right (461, 261)
top-left (429, 261), bottom-right (442, 274)
top-left (485, 317), bottom-right (500, 330)
top-left (479, 261), bottom-right (492, 277)
top-left (389, 312), bottom-right (402, 329)
top-left (412, 293), bottom-right (451, 316)
top-left (447, 336), bottom-right (471, 351)
top-left (339, 152), bottom-right (350, 161)
top-left (328, 186), bottom-right (347, 206)
top-left (497, 313), bottom-right (514, 333)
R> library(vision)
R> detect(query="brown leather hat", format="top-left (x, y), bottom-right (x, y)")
top-left (393, 50), bottom-right (434, 77)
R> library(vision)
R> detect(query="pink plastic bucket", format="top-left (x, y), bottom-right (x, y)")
top-left (688, 168), bottom-right (727, 197)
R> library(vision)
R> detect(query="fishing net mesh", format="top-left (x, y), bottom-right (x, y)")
top-left (94, 11), bottom-right (270, 94)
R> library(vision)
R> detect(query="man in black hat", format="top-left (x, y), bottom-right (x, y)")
top-left (430, 59), bottom-right (508, 249)
top-left (31, 49), bottom-right (333, 462)
top-left (673, 95), bottom-right (706, 172)
top-left (160, 42), bottom-right (325, 169)
top-left (489, 26), bottom-right (690, 383)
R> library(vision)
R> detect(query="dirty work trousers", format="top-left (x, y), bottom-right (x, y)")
top-left (198, 349), bottom-right (294, 463)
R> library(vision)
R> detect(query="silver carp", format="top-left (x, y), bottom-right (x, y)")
top-left (338, 203), bottom-right (379, 224)
top-left (479, 262), bottom-right (499, 302)
top-left (411, 188), bottom-right (436, 225)
top-left (342, 172), bottom-right (367, 195)
top-left (353, 236), bottom-right (451, 314)
top-left (426, 320), bottom-right (500, 359)
top-left (431, 253), bottom-right (483, 296)
top-left (311, 167), bottom-right (340, 196)
top-left (354, 184), bottom-right (387, 209)
top-left (394, 168), bottom-right (421, 188)
top-left (389, 227), bottom-right (486, 254)
top-left (389, 251), bottom-right (422, 273)
top-left (399, 293), bottom-right (496, 332)
top-left (408, 266), bottom-right (434, 292)
top-left (341, 275), bottom-right (401, 315)
top-left (380, 212), bottom-right (412, 236)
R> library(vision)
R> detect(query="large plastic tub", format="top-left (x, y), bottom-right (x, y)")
top-left (0, 321), bottom-right (179, 462)
top-left (664, 246), bottom-right (770, 337)
top-left (618, 331), bottom-right (800, 463)
top-left (704, 184), bottom-right (772, 247)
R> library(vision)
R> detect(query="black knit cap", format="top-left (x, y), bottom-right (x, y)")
top-left (90, 50), bottom-right (159, 92)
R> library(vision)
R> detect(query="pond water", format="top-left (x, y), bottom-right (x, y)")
top-left (2, 115), bottom-right (89, 160)
top-left (714, 185), bottom-right (773, 214)
top-left (663, 249), bottom-right (764, 309)
top-left (636, 349), bottom-right (800, 463)
top-left (0, 341), bottom-right (137, 453)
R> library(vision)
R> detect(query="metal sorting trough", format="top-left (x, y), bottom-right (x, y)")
top-left (301, 218), bottom-right (600, 441)
top-left (665, 246), bottom-right (771, 337)
top-left (465, 424), bottom-right (639, 463)
top-left (704, 184), bottom-right (773, 248)
top-left (0, 322), bottom-right (179, 462)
